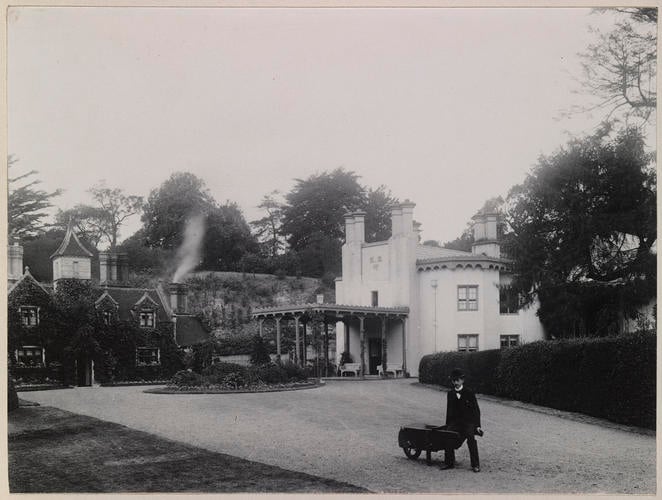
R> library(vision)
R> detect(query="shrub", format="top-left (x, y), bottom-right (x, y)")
top-left (280, 360), bottom-right (308, 382)
top-left (171, 370), bottom-right (203, 387)
top-left (222, 371), bottom-right (248, 389)
top-left (249, 362), bottom-right (288, 384)
top-left (339, 351), bottom-right (353, 365)
top-left (202, 362), bottom-right (248, 384)
top-left (250, 335), bottom-right (271, 365)
top-left (420, 333), bottom-right (655, 429)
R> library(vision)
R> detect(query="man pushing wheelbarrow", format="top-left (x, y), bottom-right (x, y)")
top-left (398, 368), bottom-right (483, 472)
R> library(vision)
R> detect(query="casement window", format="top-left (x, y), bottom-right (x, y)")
top-left (101, 310), bottom-right (114, 325)
top-left (371, 291), bottom-right (379, 307)
top-left (16, 346), bottom-right (45, 366)
top-left (457, 285), bottom-right (478, 311)
top-left (499, 286), bottom-right (520, 314)
top-left (19, 306), bottom-right (39, 327)
top-left (500, 335), bottom-right (520, 348)
top-left (139, 310), bottom-right (156, 328)
top-left (136, 347), bottom-right (160, 366)
top-left (458, 334), bottom-right (479, 352)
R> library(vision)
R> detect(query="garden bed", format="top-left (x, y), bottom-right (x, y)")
top-left (15, 384), bottom-right (71, 392)
top-left (100, 380), bottom-right (171, 387)
top-left (145, 380), bottom-right (323, 394)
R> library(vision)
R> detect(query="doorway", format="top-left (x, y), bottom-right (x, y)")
top-left (368, 338), bottom-right (382, 375)
top-left (76, 356), bottom-right (93, 386)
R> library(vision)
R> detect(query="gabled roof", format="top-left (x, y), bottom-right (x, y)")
top-left (50, 222), bottom-right (94, 259)
top-left (93, 287), bottom-right (170, 323)
top-left (174, 315), bottom-right (210, 346)
top-left (8, 268), bottom-right (51, 297)
top-left (95, 290), bottom-right (119, 307)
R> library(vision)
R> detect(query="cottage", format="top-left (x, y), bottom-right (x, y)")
top-left (7, 223), bottom-right (208, 386)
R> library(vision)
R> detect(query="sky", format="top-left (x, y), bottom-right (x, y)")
top-left (7, 6), bottom-right (648, 247)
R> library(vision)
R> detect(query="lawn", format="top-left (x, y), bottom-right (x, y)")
top-left (8, 405), bottom-right (366, 493)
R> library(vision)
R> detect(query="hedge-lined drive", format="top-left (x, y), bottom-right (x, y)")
top-left (419, 333), bottom-right (655, 429)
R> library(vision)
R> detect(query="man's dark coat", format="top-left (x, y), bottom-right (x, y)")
top-left (445, 387), bottom-right (481, 430)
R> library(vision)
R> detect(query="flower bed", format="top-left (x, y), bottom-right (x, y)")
top-left (100, 380), bottom-right (171, 387)
top-left (145, 379), bottom-right (322, 394)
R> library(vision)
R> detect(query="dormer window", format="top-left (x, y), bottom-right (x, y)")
top-left (19, 306), bottom-right (39, 327)
top-left (139, 310), bottom-right (156, 328)
top-left (101, 310), bottom-right (114, 325)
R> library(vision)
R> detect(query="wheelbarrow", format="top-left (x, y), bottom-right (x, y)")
top-left (398, 423), bottom-right (463, 465)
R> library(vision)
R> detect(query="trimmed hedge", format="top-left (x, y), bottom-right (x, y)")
top-left (419, 333), bottom-right (655, 429)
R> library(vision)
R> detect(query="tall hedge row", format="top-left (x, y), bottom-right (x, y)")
top-left (418, 333), bottom-right (655, 429)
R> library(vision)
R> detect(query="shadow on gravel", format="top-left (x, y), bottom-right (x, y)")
top-left (8, 406), bottom-right (367, 493)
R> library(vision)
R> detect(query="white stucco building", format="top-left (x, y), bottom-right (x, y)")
top-left (334, 202), bottom-right (546, 377)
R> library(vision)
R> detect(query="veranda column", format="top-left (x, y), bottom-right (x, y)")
top-left (302, 320), bottom-right (308, 366)
top-left (294, 314), bottom-right (301, 366)
top-left (343, 318), bottom-right (350, 355)
top-left (381, 316), bottom-right (388, 378)
top-left (275, 316), bottom-right (282, 361)
top-left (258, 318), bottom-right (264, 337)
top-left (323, 320), bottom-right (329, 377)
top-left (401, 317), bottom-right (407, 375)
top-left (358, 315), bottom-right (366, 380)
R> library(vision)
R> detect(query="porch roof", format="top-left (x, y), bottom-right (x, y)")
top-left (251, 303), bottom-right (409, 320)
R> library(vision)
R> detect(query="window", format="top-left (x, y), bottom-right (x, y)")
top-left (500, 335), bottom-right (520, 348)
top-left (101, 310), bottom-right (114, 325)
top-left (458, 286), bottom-right (478, 311)
top-left (19, 306), bottom-right (39, 327)
top-left (139, 310), bottom-right (155, 328)
top-left (499, 286), bottom-right (520, 314)
top-left (458, 334), bottom-right (479, 352)
top-left (136, 347), bottom-right (160, 366)
top-left (371, 291), bottom-right (379, 307)
top-left (72, 260), bottom-right (80, 277)
top-left (17, 346), bottom-right (44, 366)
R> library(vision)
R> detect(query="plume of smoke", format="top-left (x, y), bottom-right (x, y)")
top-left (172, 214), bottom-right (205, 283)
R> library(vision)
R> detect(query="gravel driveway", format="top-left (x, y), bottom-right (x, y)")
top-left (20, 379), bottom-right (655, 494)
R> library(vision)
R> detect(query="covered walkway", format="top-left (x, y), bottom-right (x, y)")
top-left (251, 303), bottom-right (409, 378)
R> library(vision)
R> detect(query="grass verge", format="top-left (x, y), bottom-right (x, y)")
top-left (8, 405), bottom-right (367, 493)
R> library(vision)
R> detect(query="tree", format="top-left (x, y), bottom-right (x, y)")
top-left (141, 172), bottom-right (215, 249)
top-left (504, 128), bottom-right (656, 338)
top-left (251, 191), bottom-right (286, 258)
top-left (573, 8), bottom-right (656, 127)
top-left (8, 156), bottom-right (62, 239)
top-left (280, 168), bottom-right (366, 276)
top-left (203, 203), bottom-right (259, 271)
top-left (363, 186), bottom-right (399, 242)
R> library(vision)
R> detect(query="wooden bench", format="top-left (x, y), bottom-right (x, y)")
top-left (378, 364), bottom-right (403, 378)
top-left (339, 363), bottom-right (361, 377)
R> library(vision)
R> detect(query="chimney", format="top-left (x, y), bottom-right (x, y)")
top-left (99, 252), bottom-right (110, 283)
top-left (471, 211), bottom-right (501, 258)
top-left (413, 221), bottom-right (422, 243)
top-left (400, 200), bottom-right (416, 235)
top-left (117, 253), bottom-right (129, 283)
top-left (353, 211), bottom-right (366, 244)
top-left (391, 206), bottom-right (403, 237)
top-left (169, 282), bottom-right (189, 314)
top-left (8, 243), bottom-right (24, 283)
top-left (344, 213), bottom-right (355, 244)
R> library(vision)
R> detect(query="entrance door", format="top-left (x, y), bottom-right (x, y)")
top-left (76, 356), bottom-right (92, 386)
top-left (368, 338), bottom-right (382, 375)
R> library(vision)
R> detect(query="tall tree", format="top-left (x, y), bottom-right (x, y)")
top-left (141, 172), bottom-right (215, 249)
top-left (572, 8), bottom-right (656, 127)
top-left (203, 203), bottom-right (259, 271)
top-left (8, 156), bottom-right (62, 239)
top-left (504, 128), bottom-right (656, 338)
top-left (280, 168), bottom-right (366, 276)
top-left (250, 191), bottom-right (286, 258)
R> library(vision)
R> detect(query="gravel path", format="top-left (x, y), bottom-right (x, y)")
top-left (20, 379), bottom-right (655, 494)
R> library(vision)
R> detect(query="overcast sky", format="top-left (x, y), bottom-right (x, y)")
top-left (8, 6), bottom-right (639, 246)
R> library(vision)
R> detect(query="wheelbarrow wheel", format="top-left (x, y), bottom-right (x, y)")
top-left (403, 446), bottom-right (422, 459)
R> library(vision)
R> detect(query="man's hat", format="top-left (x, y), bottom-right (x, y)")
top-left (450, 368), bottom-right (465, 380)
